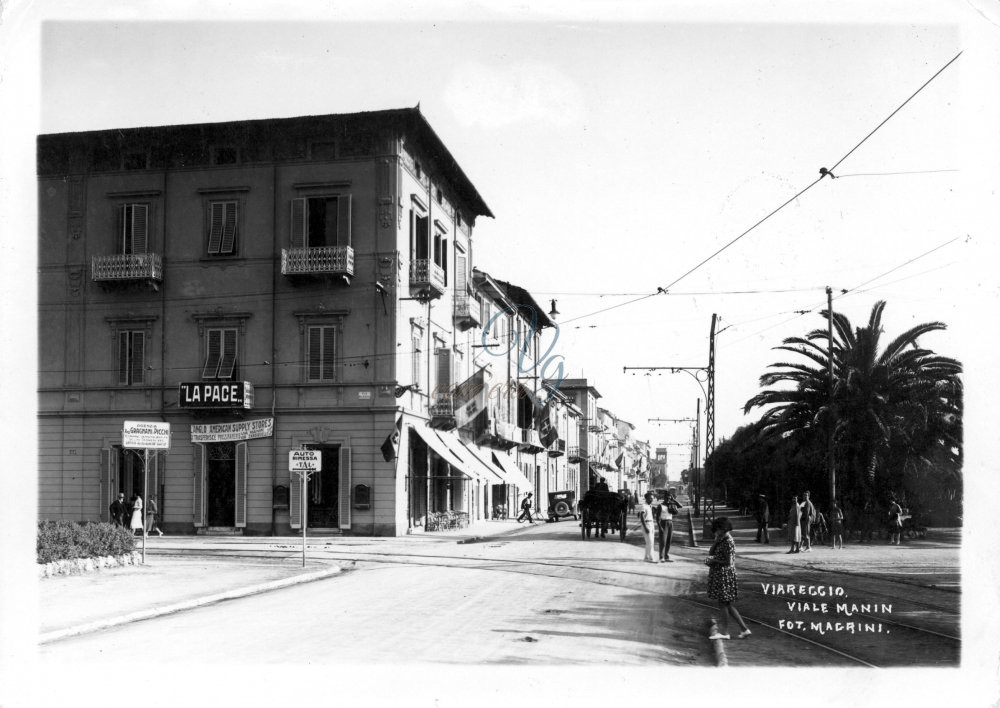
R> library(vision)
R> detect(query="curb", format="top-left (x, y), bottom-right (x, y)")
top-left (708, 619), bottom-right (728, 667)
top-left (39, 564), bottom-right (341, 644)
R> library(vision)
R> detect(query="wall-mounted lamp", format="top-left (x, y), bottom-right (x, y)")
top-left (395, 383), bottom-right (421, 398)
top-left (549, 299), bottom-right (560, 319)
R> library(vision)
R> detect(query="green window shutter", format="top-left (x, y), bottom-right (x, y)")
top-left (131, 332), bottom-right (145, 385)
top-left (218, 328), bottom-right (238, 379)
top-left (235, 442), bottom-right (247, 528)
top-left (289, 467), bottom-right (302, 530)
top-left (202, 329), bottom-right (222, 379)
top-left (207, 202), bottom-right (224, 254)
top-left (131, 204), bottom-right (148, 255)
top-left (338, 446), bottom-right (352, 530)
top-left (290, 198), bottom-right (306, 249)
top-left (193, 445), bottom-right (206, 527)
top-left (220, 201), bottom-right (238, 254)
top-left (337, 194), bottom-right (351, 247)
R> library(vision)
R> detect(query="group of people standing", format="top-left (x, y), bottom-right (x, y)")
top-left (637, 489), bottom-right (682, 563)
top-left (109, 492), bottom-right (163, 536)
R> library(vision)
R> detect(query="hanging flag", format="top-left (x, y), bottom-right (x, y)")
top-left (380, 415), bottom-right (403, 462)
top-left (615, 452), bottom-right (625, 469)
top-left (453, 369), bottom-right (488, 428)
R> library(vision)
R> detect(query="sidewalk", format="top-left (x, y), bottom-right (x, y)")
top-left (38, 517), bottom-right (533, 644)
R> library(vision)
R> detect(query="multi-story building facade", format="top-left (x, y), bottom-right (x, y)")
top-left (38, 107), bottom-right (557, 536)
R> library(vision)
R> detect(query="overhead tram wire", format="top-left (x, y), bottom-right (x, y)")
top-left (556, 50), bottom-right (963, 329)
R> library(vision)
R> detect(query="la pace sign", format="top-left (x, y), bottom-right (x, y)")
top-left (178, 381), bottom-right (254, 409)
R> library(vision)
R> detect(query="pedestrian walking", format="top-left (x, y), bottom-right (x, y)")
top-left (888, 497), bottom-right (903, 545)
top-left (638, 492), bottom-right (656, 562)
top-left (705, 516), bottom-right (751, 640)
top-left (130, 494), bottom-right (144, 536)
top-left (657, 490), bottom-right (682, 562)
top-left (800, 491), bottom-right (816, 552)
top-left (830, 501), bottom-right (845, 549)
top-left (786, 495), bottom-right (802, 554)
top-left (109, 492), bottom-right (127, 527)
top-left (146, 495), bottom-right (164, 536)
top-left (754, 493), bottom-right (770, 543)
top-left (517, 492), bottom-right (535, 523)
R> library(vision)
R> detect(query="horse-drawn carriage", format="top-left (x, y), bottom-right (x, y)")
top-left (579, 490), bottom-right (629, 541)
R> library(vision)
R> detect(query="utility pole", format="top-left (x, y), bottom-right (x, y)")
top-left (827, 286), bottom-right (836, 513)
top-left (706, 313), bottom-right (717, 518)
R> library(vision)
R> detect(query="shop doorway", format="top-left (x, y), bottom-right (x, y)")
top-left (305, 445), bottom-right (339, 528)
top-left (207, 442), bottom-right (236, 527)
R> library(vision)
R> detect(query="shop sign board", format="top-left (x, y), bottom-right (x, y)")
top-left (190, 417), bottom-right (274, 443)
top-left (178, 381), bottom-right (254, 409)
top-left (123, 421), bottom-right (171, 450)
top-left (289, 449), bottom-right (322, 473)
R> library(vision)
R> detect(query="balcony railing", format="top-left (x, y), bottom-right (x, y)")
top-left (518, 427), bottom-right (545, 454)
top-left (453, 293), bottom-right (481, 331)
top-left (429, 396), bottom-right (456, 430)
top-left (548, 438), bottom-right (566, 458)
top-left (494, 420), bottom-right (520, 450)
top-left (409, 259), bottom-right (446, 298)
top-left (567, 445), bottom-right (588, 462)
top-left (281, 246), bottom-right (355, 278)
top-left (92, 252), bottom-right (163, 285)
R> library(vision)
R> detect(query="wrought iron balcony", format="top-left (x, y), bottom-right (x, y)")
top-left (517, 427), bottom-right (545, 454)
top-left (567, 445), bottom-right (588, 462)
top-left (409, 259), bottom-right (446, 299)
top-left (494, 420), bottom-right (520, 451)
top-left (453, 293), bottom-right (481, 331)
top-left (548, 438), bottom-right (566, 458)
top-left (92, 253), bottom-right (163, 289)
top-left (429, 396), bottom-right (457, 430)
top-left (281, 246), bottom-right (355, 279)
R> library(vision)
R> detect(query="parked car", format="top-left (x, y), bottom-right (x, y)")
top-left (547, 490), bottom-right (578, 522)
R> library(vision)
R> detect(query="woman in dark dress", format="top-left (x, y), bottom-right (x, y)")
top-left (705, 516), bottom-right (751, 640)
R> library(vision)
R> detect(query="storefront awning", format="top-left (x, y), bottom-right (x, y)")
top-left (458, 440), bottom-right (506, 484)
top-left (410, 423), bottom-right (491, 483)
top-left (490, 450), bottom-right (534, 493)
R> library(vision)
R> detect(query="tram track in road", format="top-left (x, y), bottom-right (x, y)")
top-left (150, 542), bottom-right (953, 667)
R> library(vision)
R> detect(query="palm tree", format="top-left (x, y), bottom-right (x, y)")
top-left (744, 301), bottom-right (962, 503)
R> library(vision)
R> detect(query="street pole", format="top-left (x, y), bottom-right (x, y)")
top-left (301, 469), bottom-right (309, 568)
top-left (827, 286), bottom-right (836, 514)
top-left (142, 448), bottom-right (149, 564)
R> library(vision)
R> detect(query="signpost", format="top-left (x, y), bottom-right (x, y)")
top-left (122, 421), bottom-right (171, 563)
top-left (289, 449), bottom-right (322, 567)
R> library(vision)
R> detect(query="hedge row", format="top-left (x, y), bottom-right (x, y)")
top-left (37, 520), bottom-right (136, 564)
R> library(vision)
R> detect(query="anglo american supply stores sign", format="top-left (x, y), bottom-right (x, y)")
top-left (190, 418), bottom-right (274, 443)
top-left (178, 381), bottom-right (254, 409)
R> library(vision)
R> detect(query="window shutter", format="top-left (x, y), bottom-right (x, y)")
top-left (290, 198), bottom-right (306, 249)
top-left (202, 329), bottom-right (222, 379)
top-left (338, 446), bottom-right (352, 530)
top-left (131, 204), bottom-right (148, 255)
top-left (289, 467), bottom-right (302, 530)
top-left (435, 347), bottom-right (451, 392)
top-left (131, 332), bottom-right (145, 385)
top-left (220, 201), bottom-right (238, 254)
top-left (455, 255), bottom-right (467, 295)
top-left (193, 445), bottom-right (206, 527)
top-left (101, 448), bottom-right (112, 522)
top-left (307, 326), bottom-right (322, 381)
top-left (118, 205), bottom-right (128, 255)
top-left (416, 215), bottom-right (429, 259)
top-left (235, 442), bottom-right (247, 528)
top-left (207, 202), bottom-right (224, 254)
top-left (322, 326), bottom-right (335, 381)
top-left (442, 241), bottom-right (448, 286)
top-left (218, 329), bottom-right (238, 379)
top-left (338, 194), bottom-right (352, 246)
top-left (118, 331), bottom-right (130, 385)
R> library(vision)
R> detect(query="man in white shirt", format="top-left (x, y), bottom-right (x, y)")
top-left (638, 492), bottom-right (656, 562)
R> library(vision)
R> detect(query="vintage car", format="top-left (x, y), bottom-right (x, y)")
top-left (547, 490), bottom-right (578, 522)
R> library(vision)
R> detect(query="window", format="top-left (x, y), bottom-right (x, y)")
top-left (118, 203), bottom-right (148, 255)
top-left (207, 200), bottom-right (239, 255)
top-left (202, 327), bottom-right (239, 380)
top-left (291, 196), bottom-right (351, 248)
top-left (117, 330), bottom-right (145, 385)
top-left (306, 325), bottom-right (337, 381)
top-left (410, 206), bottom-right (429, 261)
top-left (433, 229), bottom-right (448, 285)
top-left (412, 327), bottom-right (424, 392)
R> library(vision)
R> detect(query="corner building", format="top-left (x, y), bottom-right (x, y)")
top-left (37, 107), bottom-right (551, 536)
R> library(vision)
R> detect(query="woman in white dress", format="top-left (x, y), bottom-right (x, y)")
top-left (130, 495), bottom-right (144, 535)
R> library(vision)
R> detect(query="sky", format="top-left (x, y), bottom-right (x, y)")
top-left (3, 0), bottom-right (1000, 704)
